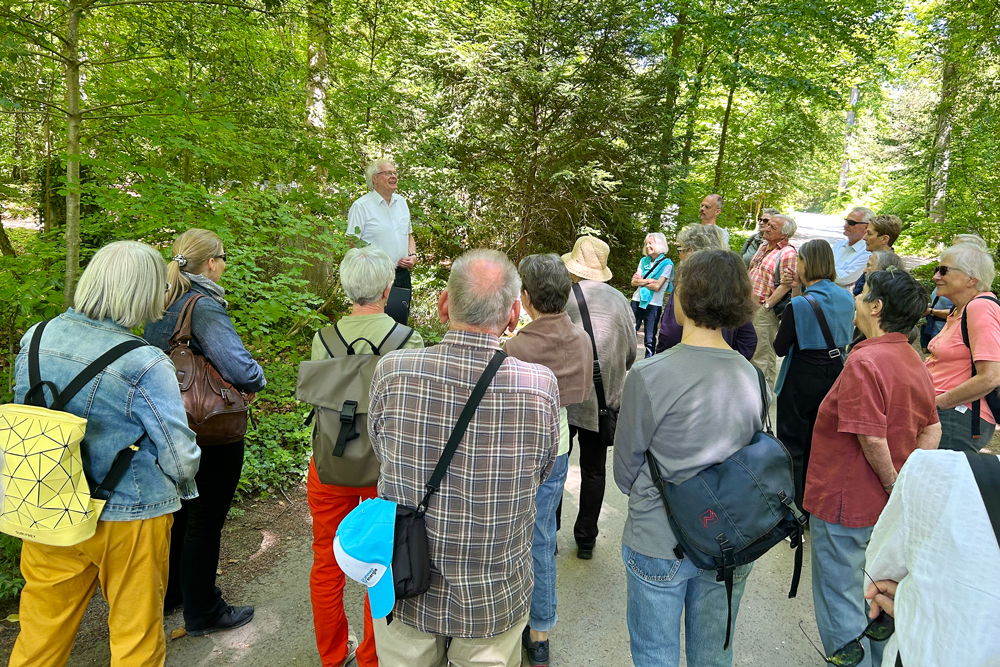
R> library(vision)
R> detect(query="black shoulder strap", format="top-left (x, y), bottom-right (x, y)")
top-left (802, 293), bottom-right (843, 363)
top-left (754, 365), bottom-right (771, 433)
top-left (25, 319), bottom-right (147, 412)
top-left (572, 283), bottom-right (609, 413)
top-left (965, 452), bottom-right (1000, 547)
top-left (772, 246), bottom-right (787, 289)
top-left (418, 349), bottom-right (507, 512)
top-left (641, 255), bottom-right (667, 280)
top-left (960, 296), bottom-right (1000, 439)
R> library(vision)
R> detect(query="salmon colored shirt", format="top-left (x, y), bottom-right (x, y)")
top-left (804, 333), bottom-right (938, 527)
top-left (926, 293), bottom-right (1000, 424)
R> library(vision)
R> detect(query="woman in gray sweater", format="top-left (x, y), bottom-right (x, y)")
top-left (614, 250), bottom-right (764, 667)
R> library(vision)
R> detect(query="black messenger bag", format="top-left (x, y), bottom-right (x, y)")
top-left (572, 283), bottom-right (618, 448)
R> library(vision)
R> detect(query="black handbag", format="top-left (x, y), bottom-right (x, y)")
top-left (771, 246), bottom-right (793, 318)
top-left (391, 350), bottom-right (507, 602)
top-left (572, 284), bottom-right (618, 448)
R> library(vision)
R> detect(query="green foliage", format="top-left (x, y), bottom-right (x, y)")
top-left (0, 534), bottom-right (24, 601)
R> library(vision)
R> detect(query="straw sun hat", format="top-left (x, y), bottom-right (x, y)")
top-left (562, 236), bottom-right (613, 282)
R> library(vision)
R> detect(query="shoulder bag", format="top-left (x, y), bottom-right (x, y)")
top-left (802, 293), bottom-right (844, 367)
top-left (572, 283), bottom-right (618, 447)
top-left (959, 295), bottom-right (1000, 439)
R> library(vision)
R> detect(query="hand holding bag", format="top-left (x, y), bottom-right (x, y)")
top-left (168, 294), bottom-right (249, 445)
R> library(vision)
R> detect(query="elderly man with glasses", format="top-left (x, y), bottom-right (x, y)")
top-left (832, 206), bottom-right (874, 288)
top-left (347, 159), bottom-right (417, 322)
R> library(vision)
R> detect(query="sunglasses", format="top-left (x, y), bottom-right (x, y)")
top-left (844, 218), bottom-right (868, 226)
top-left (934, 265), bottom-right (957, 276)
top-left (214, 253), bottom-right (227, 262)
top-left (758, 217), bottom-right (771, 223)
top-left (800, 573), bottom-right (895, 666)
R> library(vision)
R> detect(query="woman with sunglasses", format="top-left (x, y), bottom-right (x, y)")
top-left (804, 269), bottom-right (940, 667)
top-left (924, 242), bottom-right (1000, 452)
top-left (740, 208), bottom-right (778, 267)
top-left (144, 228), bottom-right (266, 635)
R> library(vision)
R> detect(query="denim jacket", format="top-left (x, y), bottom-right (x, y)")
top-left (143, 284), bottom-right (266, 393)
top-left (13, 310), bottom-right (201, 521)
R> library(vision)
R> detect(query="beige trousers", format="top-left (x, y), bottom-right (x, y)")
top-left (751, 306), bottom-right (780, 391)
top-left (373, 614), bottom-right (527, 667)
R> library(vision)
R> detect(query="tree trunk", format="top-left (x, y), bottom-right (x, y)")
top-left (680, 41), bottom-right (712, 169)
top-left (44, 111), bottom-right (53, 233)
top-left (713, 48), bottom-right (741, 190)
top-left (0, 225), bottom-right (17, 258)
top-left (63, 5), bottom-right (82, 308)
top-left (838, 86), bottom-right (860, 191)
top-left (925, 57), bottom-right (957, 224)
top-left (305, 0), bottom-right (329, 131)
top-left (648, 14), bottom-right (687, 227)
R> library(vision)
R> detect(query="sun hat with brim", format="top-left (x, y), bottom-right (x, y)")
top-left (333, 497), bottom-right (397, 619)
top-left (562, 236), bottom-right (613, 282)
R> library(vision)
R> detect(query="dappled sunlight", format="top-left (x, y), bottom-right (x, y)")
top-left (249, 530), bottom-right (280, 562)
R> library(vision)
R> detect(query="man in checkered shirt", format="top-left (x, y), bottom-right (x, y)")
top-left (748, 213), bottom-right (798, 393)
top-left (369, 249), bottom-right (560, 667)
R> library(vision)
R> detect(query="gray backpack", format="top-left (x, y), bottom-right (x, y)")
top-left (296, 322), bottom-right (413, 487)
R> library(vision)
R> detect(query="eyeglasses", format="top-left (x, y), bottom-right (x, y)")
top-left (799, 572), bottom-right (895, 666)
top-left (845, 218), bottom-right (868, 226)
top-left (214, 253), bottom-right (227, 262)
top-left (376, 170), bottom-right (398, 178)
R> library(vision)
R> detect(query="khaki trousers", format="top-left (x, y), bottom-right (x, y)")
top-left (9, 515), bottom-right (172, 667)
top-left (751, 306), bottom-right (780, 391)
top-left (373, 614), bottom-right (527, 667)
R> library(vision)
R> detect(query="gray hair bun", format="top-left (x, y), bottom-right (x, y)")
top-left (172, 254), bottom-right (188, 268)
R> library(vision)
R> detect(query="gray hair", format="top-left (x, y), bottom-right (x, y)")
top-left (644, 232), bottom-right (669, 256)
top-left (340, 246), bottom-right (395, 305)
top-left (677, 224), bottom-right (726, 253)
top-left (448, 249), bottom-right (521, 331)
top-left (942, 243), bottom-right (996, 292)
top-left (364, 158), bottom-right (393, 191)
top-left (850, 206), bottom-right (876, 224)
top-left (762, 207), bottom-right (780, 216)
top-left (772, 214), bottom-right (797, 239)
top-left (953, 234), bottom-right (987, 249)
top-left (870, 250), bottom-right (907, 273)
top-left (74, 241), bottom-right (167, 328)
top-left (711, 194), bottom-right (725, 210)
top-left (518, 254), bottom-right (572, 315)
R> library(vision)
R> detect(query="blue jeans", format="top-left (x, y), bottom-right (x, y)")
top-left (622, 544), bottom-right (753, 667)
top-left (810, 517), bottom-right (883, 667)
top-left (631, 301), bottom-right (662, 358)
top-left (530, 453), bottom-right (568, 632)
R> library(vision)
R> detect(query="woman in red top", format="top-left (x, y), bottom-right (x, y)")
top-left (924, 242), bottom-right (1000, 452)
top-left (804, 269), bottom-right (941, 666)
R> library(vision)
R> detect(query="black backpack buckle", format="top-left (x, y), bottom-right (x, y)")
top-left (340, 400), bottom-right (358, 425)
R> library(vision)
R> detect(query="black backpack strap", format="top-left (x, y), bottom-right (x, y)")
top-left (418, 350), bottom-right (506, 512)
top-left (26, 319), bottom-right (55, 407)
top-left (965, 452), bottom-right (1000, 547)
top-left (802, 293), bottom-right (843, 363)
top-left (960, 296), bottom-right (1000, 439)
top-left (92, 442), bottom-right (142, 501)
top-left (323, 323), bottom-right (351, 358)
top-left (375, 323), bottom-right (414, 355)
top-left (572, 283), bottom-right (610, 415)
top-left (754, 366), bottom-right (771, 433)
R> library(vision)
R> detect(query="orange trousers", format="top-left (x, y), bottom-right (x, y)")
top-left (308, 459), bottom-right (379, 667)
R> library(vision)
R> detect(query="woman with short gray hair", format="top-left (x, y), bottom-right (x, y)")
top-left (9, 241), bottom-right (199, 665)
top-left (630, 233), bottom-right (673, 357)
top-left (656, 225), bottom-right (757, 359)
top-left (925, 242), bottom-right (1000, 450)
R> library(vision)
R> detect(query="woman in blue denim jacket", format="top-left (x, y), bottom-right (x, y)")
top-left (8, 241), bottom-right (200, 666)
top-left (144, 228), bottom-right (265, 636)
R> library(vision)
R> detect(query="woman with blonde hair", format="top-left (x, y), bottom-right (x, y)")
top-left (144, 228), bottom-right (265, 635)
top-left (9, 241), bottom-right (199, 666)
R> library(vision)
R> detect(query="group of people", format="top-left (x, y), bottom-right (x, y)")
top-left (4, 160), bottom-right (1000, 667)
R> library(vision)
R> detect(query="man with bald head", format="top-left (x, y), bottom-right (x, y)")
top-left (347, 159), bottom-right (417, 321)
top-left (699, 194), bottom-right (729, 248)
top-left (369, 249), bottom-right (560, 667)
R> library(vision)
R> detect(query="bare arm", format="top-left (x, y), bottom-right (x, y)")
top-left (915, 422), bottom-right (942, 450)
top-left (858, 434), bottom-right (897, 491)
top-left (935, 360), bottom-right (1000, 409)
top-left (646, 275), bottom-right (668, 292)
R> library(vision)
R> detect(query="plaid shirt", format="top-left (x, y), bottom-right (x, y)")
top-left (369, 330), bottom-right (559, 638)
top-left (748, 239), bottom-right (797, 304)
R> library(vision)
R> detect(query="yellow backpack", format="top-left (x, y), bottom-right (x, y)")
top-left (0, 320), bottom-right (146, 546)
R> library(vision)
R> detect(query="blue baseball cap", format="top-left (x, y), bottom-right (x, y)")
top-left (333, 497), bottom-right (397, 619)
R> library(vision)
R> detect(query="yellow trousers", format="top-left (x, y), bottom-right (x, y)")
top-left (9, 514), bottom-right (172, 667)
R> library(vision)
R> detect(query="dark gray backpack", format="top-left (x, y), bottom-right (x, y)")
top-left (296, 322), bottom-right (413, 487)
top-left (646, 367), bottom-right (807, 649)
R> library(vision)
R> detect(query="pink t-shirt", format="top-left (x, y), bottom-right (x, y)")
top-left (925, 293), bottom-right (1000, 424)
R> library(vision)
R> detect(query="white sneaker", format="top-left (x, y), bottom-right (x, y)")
top-left (342, 633), bottom-right (358, 667)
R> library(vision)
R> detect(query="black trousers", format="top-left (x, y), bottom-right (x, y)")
top-left (776, 356), bottom-right (842, 515)
top-left (569, 425), bottom-right (606, 546)
top-left (165, 439), bottom-right (245, 631)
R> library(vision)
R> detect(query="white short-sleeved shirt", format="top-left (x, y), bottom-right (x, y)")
top-left (346, 190), bottom-right (412, 266)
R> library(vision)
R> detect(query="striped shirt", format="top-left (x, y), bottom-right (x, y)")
top-left (748, 239), bottom-right (797, 304)
top-left (369, 330), bottom-right (559, 638)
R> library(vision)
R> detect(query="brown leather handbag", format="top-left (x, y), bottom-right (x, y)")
top-left (168, 294), bottom-right (249, 445)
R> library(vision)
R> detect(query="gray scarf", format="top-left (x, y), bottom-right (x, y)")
top-left (183, 271), bottom-right (229, 309)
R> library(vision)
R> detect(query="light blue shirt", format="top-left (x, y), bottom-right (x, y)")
top-left (832, 237), bottom-right (870, 287)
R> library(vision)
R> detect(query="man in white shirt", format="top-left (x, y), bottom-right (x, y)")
top-left (831, 206), bottom-right (873, 288)
top-left (699, 194), bottom-right (730, 248)
top-left (347, 159), bottom-right (417, 292)
top-left (865, 449), bottom-right (1000, 667)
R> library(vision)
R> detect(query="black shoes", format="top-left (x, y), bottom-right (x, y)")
top-left (186, 605), bottom-right (255, 636)
top-left (522, 625), bottom-right (550, 667)
top-left (576, 541), bottom-right (595, 560)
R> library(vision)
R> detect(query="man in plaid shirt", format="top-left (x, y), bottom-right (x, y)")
top-left (369, 249), bottom-right (560, 667)
top-left (748, 214), bottom-right (798, 392)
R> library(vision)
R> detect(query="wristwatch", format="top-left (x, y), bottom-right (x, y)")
top-left (762, 301), bottom-right (772, 311)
